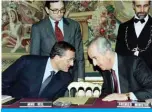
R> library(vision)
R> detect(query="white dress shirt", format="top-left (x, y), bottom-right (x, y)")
top-left (112, 53), bottom-right (137, 100)
top-left (49, 17), bottom-right (64, 35)
top-left (134, 15), bottom-right (148, 38)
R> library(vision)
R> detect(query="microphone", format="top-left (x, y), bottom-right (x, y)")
top-left (93, 87), bottom-right (100, 97)
top-left (85, 87), bottom-right (93, 97)
top-left (77, 87), bottom-right (85, 97)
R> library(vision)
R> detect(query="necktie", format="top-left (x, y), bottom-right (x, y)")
top-left (39, 71), bottom-right (55, 96)
top-left (134, 18), bottom-right (145, 24)
top-left (111, 70), bottom-right (119, 93)
top-left (55, 21), bottom-right (64, 41)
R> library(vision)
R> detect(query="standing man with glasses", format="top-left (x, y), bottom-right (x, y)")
top-left (115, 0), bottom-right (152, 70)
top-left (30, 1), bottom-right (85, 82)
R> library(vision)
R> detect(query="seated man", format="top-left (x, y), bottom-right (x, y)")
top-left (2, 41), bottom-right (75, 101)
top-left (87, 37), bottom-right (152, 101)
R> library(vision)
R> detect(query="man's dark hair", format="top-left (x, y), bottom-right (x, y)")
top-left (50, 41), bottom-right (76, 58)
top-left (132, 1), bottom-right (151, 5)
top-left (45, 1), bottom-right (65, 9)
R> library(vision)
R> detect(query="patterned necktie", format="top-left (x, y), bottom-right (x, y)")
top-left (55, 21), bottom-right (64, 41)
top-left (39, 71), bottom-right (55, 96)
top-left (111, 70), bottom-right (119, 93)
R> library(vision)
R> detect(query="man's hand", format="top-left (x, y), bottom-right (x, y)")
top-left (102, 93), bottom-right (128, 101)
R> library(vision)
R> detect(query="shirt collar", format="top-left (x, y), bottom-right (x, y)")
top-left (112, 53), bottom-right (118, 71)
top-left (49, 17), bottom-right (63, 25)
top-left (48, 57), bottom-right (58, 74)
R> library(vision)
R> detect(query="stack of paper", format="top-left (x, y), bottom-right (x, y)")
top-left (2, 95), bottom-right (14, 104)
top-left (85, 76), bottom-right (103, 81)
top-left (54, 97), bottom-right (90, 105)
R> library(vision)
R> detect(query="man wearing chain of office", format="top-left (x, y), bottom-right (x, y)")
top-left (115, 0), bottom-right (152, 70)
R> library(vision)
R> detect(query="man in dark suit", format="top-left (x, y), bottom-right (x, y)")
top-left (2, 41), bottom-right (75, 101)
top-left (87, 37), bottom-right (152, 101)
top-left (30, 1), bottom-right (84, 81)
top-left (115, 0), bottom-right (152, 70)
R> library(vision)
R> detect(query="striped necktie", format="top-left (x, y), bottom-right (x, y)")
top-left (111, 70), bottom-right (119, 93)
top-left (39, 71), bottom-right (55, 96)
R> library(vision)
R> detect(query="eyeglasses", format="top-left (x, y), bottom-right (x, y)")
top-left (49, 8), bottom-right (65, 14)
top-left (67, 58), bottom-right (76, 63)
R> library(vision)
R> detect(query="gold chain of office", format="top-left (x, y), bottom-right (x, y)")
top-left (124, 26), bottom-right (152, 53)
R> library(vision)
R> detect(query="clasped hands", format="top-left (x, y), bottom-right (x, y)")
top-left (102, 93), bottom-right (128, 101)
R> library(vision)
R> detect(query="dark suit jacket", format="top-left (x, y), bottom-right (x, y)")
top-left (30, 17), bottom-right (84, 81)
top-left (2, 55), bottom-right (72, 101)
top-left (115, 15), bottom-right (152, 70)
top-left (100, 55), bottom-right (152, 101)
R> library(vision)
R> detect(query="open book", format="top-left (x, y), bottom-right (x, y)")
top-left (2, 95), bottom-right (14, 104)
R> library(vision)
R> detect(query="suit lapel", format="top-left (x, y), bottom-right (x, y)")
top-left (45, 17), bottom-right (57, 42)
top-left (30, 57), bottom-right (48, 96)
top-left (138, 15), bottom-right (152, 48)
top-left (102, 70), bottom-right (114, 94)
top-left (63, 18), bottom-right (70, 42)
top-left (109, 71), bottom-right (115, 93)
top-left (130, 18), bottom-right (137, 37)
top-left (117, 55), bottom-right (130, 93)
top-left (127, 18), bottom-right (138, 48)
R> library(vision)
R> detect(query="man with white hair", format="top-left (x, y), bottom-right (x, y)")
top-left (87, 37), bottom-right (152, 101)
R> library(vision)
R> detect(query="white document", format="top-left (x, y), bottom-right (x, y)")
top-left (54, 97), bottom-right (90, 105)
top-left (2, 95), bottom-right (14, 104)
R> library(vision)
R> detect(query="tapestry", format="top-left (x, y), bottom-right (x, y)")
top-left (2, 1), bottom-right (139, 54)
top-left (3, 1), bottom-right (152, 72)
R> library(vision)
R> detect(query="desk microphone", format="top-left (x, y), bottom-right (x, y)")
top-left (86, 87), bottom-right (92, 97)
top-left (77, 87), bottom-right (85, 97)
top-left (93, 87), bottom-right (100, 97)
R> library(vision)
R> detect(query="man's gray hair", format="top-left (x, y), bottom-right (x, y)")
top-left (88, 37), bottom-right (113, 54)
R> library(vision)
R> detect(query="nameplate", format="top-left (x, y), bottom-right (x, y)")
top-left (20, 102), bottom-right (53, 107)
top-left (117, 101), bottom-right (151, 108)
